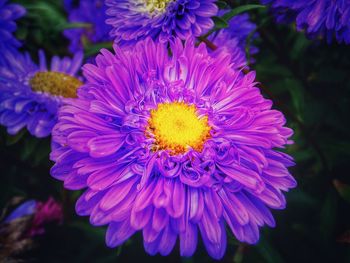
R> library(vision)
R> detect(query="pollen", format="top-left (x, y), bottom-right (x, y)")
top-left (147, 102), bottom-right (211, 154)
top-left (29, 71), bottom-right (82, 98)
top-left (146, 0), bottom-right (172, 13)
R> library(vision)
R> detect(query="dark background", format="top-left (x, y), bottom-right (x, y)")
top-left (1, 0), bottom-right (350, 262)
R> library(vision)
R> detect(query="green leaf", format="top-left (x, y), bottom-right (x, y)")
top-left (181, 258), bottom-right (193, 263)
top-left (32, 140), bottom-right (51, 166)
top-left (6, 129), bottom-right (27, 146)
top-left (15, 27), bottom-right (28, 41)
top-left (56, 22), bottom-right (92, 31)
top-left (256, 234), bottom-right (286, 263)
top-left (221, 4), bottom-right (265, 22)
top-left (212, 16), bottom-right (229, 29)
top-left (84, 42), bottom-right (113, 57)
top-left (283, 78), bottom-right (305, 118)
top-left (216, 1), bottom-right (228, 9)
top-left (319, 190), bottom-right (337, 242)
top-left (233, 245), bottom-right (245, 263)
top-left (21, 2), bottom-right (67, 32)
top-left (20, 137), bottom-right (39, 161)
top-left (290, 34), bottom-right (310, 60)
top-left (201, 4), bottom-right (265, 38)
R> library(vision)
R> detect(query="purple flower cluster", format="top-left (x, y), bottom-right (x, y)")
top-left (0, 0), bottom-right (25, 66)
top-left (64, 0), bottom-right (113, 53)
top-left (106, 0), bottom-right (218, 45)
top-left (51, 38), bottom-right (296, 259)
top-left (0, 51), bottom-right (83, 138)
top-left (262, 0), bottom-right (350, 44)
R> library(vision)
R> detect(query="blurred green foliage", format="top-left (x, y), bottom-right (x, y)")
top-left (1, 0), bottom-right (350, 262)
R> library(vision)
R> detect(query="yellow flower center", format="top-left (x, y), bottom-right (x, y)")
top-left (147, 102), bottom-right (211, 154)
top-left (29, 72), bottom-right (82, 98)
top-left (145, 0), bottom-right (172, 13)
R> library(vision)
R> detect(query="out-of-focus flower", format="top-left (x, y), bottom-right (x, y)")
top-left (262, 0), bottom-right (350, 44)
top-left (50, 38), bottom-right (296, 259)
top-left (0, 198), bottom-right (63, 261)
top-left (209, 13), bottom-right (258, 68)
top-left (4, 198), bottom-right (63, 236)
top-left (29, 198), bottom-right (63, 236)
top-left (105, 0), bottom-right (218, 45)
top-left (4, 200), bottom-right (37, 223)
top-left (64, 0), bottom-right (113, 53)
top-left (0, 50), bottom-right (83, 138)
top-left (0, 0), bottom-right (26, 66)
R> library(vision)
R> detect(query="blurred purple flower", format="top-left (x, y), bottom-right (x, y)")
top-left (0, 0), bottom-right (26, 66)
top-left (0, 50), bottom-right (83, 138)
top-left (50, 38), bottom-right (296, 259)
top-left (262, 0), bottom-right (350, 44)
top-left (3, 198), bottom-right (63, 237)
top-left (29, 197), bottom-right (63, 236)
top-left (64, 0), bottom-right (113, 53)
top-left (0, 197), bottom-right (62, 260)
top-left (105, 0), bottom-right (218, 45)
top-left (209, 13), bottom-right (258, 68)
top-left (4, 200), bottom-right (37, 223)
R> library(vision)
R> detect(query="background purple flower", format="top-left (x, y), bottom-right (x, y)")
top-left (3, 198), bottom-right (62, 236)
top-left (262, 0), bottom-right (350, 44)
top-left (0, 197), bottom-right (62, 261)
top-left (4, 200), bottom-right (37, 223)
top-left (209, 13), bottom-right (259, 68)
top-left (64, 0), bottom-right (113, 53)
top-left (106, 0), bottom-right (218, 45)
top-left (29, 197), bottom-right (63, 236)
top-left (0, 0), bottom-right (26, 66)
top-left (50, 38), bottom-right (296, 259)
top-left (0, 50), bottom-right (83, 138)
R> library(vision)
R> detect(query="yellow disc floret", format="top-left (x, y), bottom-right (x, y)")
top-left (147, 102), bottom-right (211, 154)
top-left (145, 0), bottom-right (172, 13)
top-left (30, 71), bottom-right (82, 98)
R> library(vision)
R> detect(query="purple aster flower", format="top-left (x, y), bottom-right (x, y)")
top-left (0, 0), bottom-right (26, 66)
top-left (105, 0), bottom-right (218, 45)
top-left (64, 0), bottom-right (113, 53)
top-left (209, 13), bottom-right (258, 68)
top-left (262, 0), bottom-right (350, 44)
top-left (50, 38), bottom-right (296, 260)
top-left (0, 50), bottom-right (83, 138)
